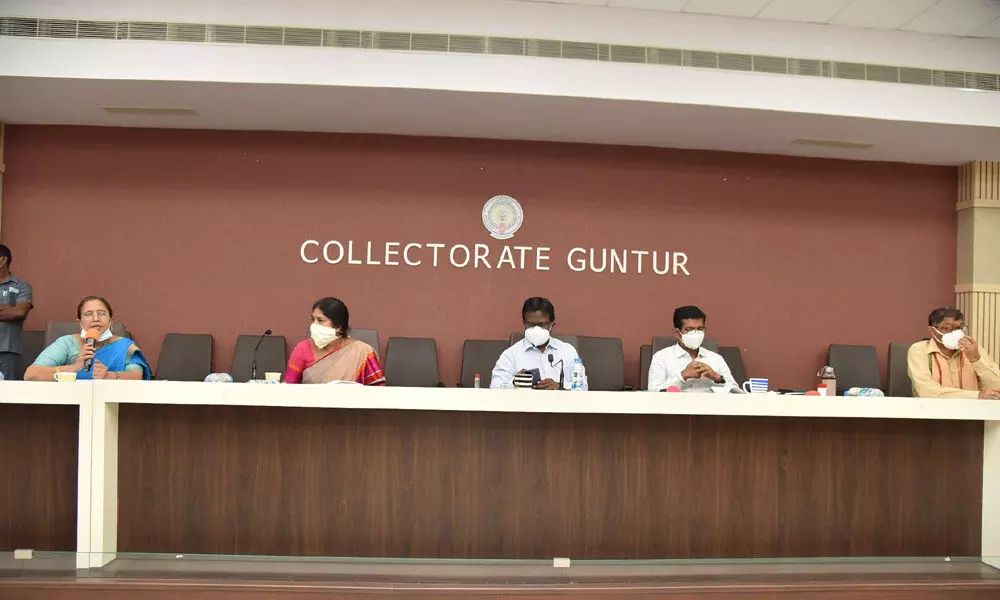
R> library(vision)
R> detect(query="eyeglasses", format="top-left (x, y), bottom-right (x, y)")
top-left (81, 311), bottom-right (109, 319)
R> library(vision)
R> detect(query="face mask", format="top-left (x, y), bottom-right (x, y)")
top-left (80, 327), bottom-right (113, 342)
top-left (524, 326), bottom-right (551, 347)
top-left (680, 330), bottom-right (705, 350)
top-left (935, 328), bottom-right (964, 351)
top-left (310, 322), bottom-right (341, 348)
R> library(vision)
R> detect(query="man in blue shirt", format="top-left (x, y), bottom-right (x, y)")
top-left (490, 297), bottom-right (586, 390)
top-left (0, 244), bottom-right (34, 380)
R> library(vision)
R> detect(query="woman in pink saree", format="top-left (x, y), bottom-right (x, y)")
top-left (284, 297), bottom-right (385, 385)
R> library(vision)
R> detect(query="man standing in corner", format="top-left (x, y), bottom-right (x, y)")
top-left (907, 307), bottom-right (1000, 399)
top-left (491, 297), bottom-right (586, 390)
top-left (648, 305), bottom-right (737, 393)
top-left (0, 244), bottom-right (34, 380)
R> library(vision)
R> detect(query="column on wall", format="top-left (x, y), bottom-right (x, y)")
top-left (956, 161), bottom-right (1000, 360)
top-left (0, 123), bottom-right (5, 237)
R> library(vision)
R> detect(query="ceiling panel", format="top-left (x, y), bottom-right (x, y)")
top-left (969, 15), bottom-right (1000, 37)
top-left (607, 0), bottom-right (687, 11)
top-left (757, 0), bottom-right (855, 23)
top-left (901, 0), bottom-right (1000, 35)
top-left (682, 0), bottom-right (774, 18)
top-left (828, 0), bottom-right (940, 29)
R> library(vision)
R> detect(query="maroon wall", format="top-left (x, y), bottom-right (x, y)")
top-left (1, 126), bottom-right (956, 389)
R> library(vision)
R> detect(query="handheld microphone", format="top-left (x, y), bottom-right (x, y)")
top-left (548, 353), bottom-right (565, 390)
top-left (83, 328), bottom-right (100, 371)
top-left (250, 329), bottom-right (272, 381)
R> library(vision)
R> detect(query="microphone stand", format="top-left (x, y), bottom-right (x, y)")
top-left (250, 329), bottom-right (271, 380)
top-left (548, 354), bottom-right (565, 390)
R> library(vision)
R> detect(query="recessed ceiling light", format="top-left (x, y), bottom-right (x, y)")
top-left (791, 138), bottom-right (874, 150)
top-left (102, 106), bottom-right (198, 116)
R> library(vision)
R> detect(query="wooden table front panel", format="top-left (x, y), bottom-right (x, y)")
top-left (0, 404), bottom-right (78, 551)
top-left (117, 404), bottom-right (983, 559)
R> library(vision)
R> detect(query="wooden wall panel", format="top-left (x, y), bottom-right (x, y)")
top-left (116, 405), bottom-right (983, 559)
top-left (0, 404), bottom-right (78, 551)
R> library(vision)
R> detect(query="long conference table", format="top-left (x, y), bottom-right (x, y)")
top-left (1, 381), bottom-right (999, 572)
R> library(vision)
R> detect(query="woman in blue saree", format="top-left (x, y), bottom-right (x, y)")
top-left (25, 296), bottom-right (151, 381)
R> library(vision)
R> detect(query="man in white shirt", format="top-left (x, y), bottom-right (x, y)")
top-left (491, 297), bottom-right (586, 390)
top-left (647, 305), bottom-right (737, 393)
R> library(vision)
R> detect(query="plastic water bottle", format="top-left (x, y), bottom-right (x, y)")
top-left (571, 359), bottom-right (586, 391)
top-left (473, 373), bottom-right (481, 389)
top-left (0, 370), bottom-right (4, 381)
top-left (844, 387), bottom-right (884, 397)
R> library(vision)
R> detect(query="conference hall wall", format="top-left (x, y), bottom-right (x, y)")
top-left (1, 126), bottom-right (955, 389)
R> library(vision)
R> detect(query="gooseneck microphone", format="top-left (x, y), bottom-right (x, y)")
top-left (83, 328), bottom-right (100, 371)
top-left (548, 353), bottom-right (565, 390)
top-left (250, 329), bottom-right (272, 381)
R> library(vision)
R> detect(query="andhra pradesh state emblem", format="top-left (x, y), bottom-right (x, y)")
top-left (482, 195), bottom-right (523, 240)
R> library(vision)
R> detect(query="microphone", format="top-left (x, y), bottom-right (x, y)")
top-left (83, 328), bottom-right (100, 371)
top-left (250, 329), bottom-right (272, 381)
top-left (548, 353), bottom-right (565, 390)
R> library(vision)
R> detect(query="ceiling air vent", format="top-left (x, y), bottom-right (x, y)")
top-left (683, 50), bottom-right (717, 69)
top-left (167, 23), bottom-right (207, 43)
top-left (324, 30), bottom-right (361, 48)
top-left (448, 35), bottom-right (486, 54)
top-left (2, 15), bottom-right (997, 94)
top-left (609, 45), bottom-right (646, 64)
top-left (38, 19), bottom-right (76, 38)
top-left (753, 55), bottom-right (787, 74)
top-left (283, 27), bottom-right (322, 47)
top-left (488, 37), bottom-right (526, 56)
top-left (719, 53), bottom-right (752, 72)
top-left (526, 39), bottom-right (562, 59)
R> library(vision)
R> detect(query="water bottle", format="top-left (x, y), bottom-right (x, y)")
top-left (571, 359), bottom-right (586, 391)
top-left (817, 365), bottom-right (836, 397)
top-left (844, 387), bottom-right (884, 397)
top-left (473, 373), bottom-right (481, 389)
top-left (0, 370), bottom-right (4, 381)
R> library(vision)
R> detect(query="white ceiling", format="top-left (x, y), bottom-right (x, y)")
top-left (1, 76), bottom-right (997, 165)
top-left (515, 0), bottom-right (1000, 38)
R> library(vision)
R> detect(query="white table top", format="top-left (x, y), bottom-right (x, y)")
top-left (77, 381), bottom-right (1000, 421)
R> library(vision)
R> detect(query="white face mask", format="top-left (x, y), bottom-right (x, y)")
top-left (310, 322), bottom-right (341, 348)
top-left (935, 328), bottom-right (964, 351)
top-left (524, 326), bottom-right (551, 347)
top-left (680, 330), bottom-right (705, 350)
top-left (80, 327), bottom-right (113, 342)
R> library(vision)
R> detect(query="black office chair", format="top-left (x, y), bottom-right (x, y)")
top-left (459, 339), bottom-right (508, 387)
top-left (828, 344), bottom-right (882, 394)
top-left (717, 346), bottom-right (747, 387)
top-left (15, 330), bottom-right (46, 380)
top-left (576, 336), bottom-right (626, 391)
top-left (639, 344), bottom-right (652, 391)
top-left (350, 327), bottom-right (381, 358)
top-left (887, 342), bottom-right (914, 397)
top-left (651, 336), bottom-right (719, 354)
top-left (230, 334), bottom-right (288, 382)
top-left (156, 333), bottom-right (213, 381)
top-left (384, 337), bottom-right (441, 387)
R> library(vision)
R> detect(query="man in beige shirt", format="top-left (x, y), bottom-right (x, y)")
top-left (907, 307), bottom-right (1000, 399)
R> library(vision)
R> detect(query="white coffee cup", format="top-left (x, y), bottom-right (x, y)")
top-left (742, 378), bottom-right (768, 393)
top-left (54, 371), bottom-right (78, 383)
top-left (264, 372), bottom-right (281, 383)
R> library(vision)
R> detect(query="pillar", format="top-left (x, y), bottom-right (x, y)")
top-left (955, 161), bottom-right (1000, 360)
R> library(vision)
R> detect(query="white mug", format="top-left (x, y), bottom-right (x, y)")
top-left (742, 378), bottom-right (768, 393)
top-left (264, 372), bottom-right (281, 383)
top-left (54, 371), bottom-right (78, 382)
